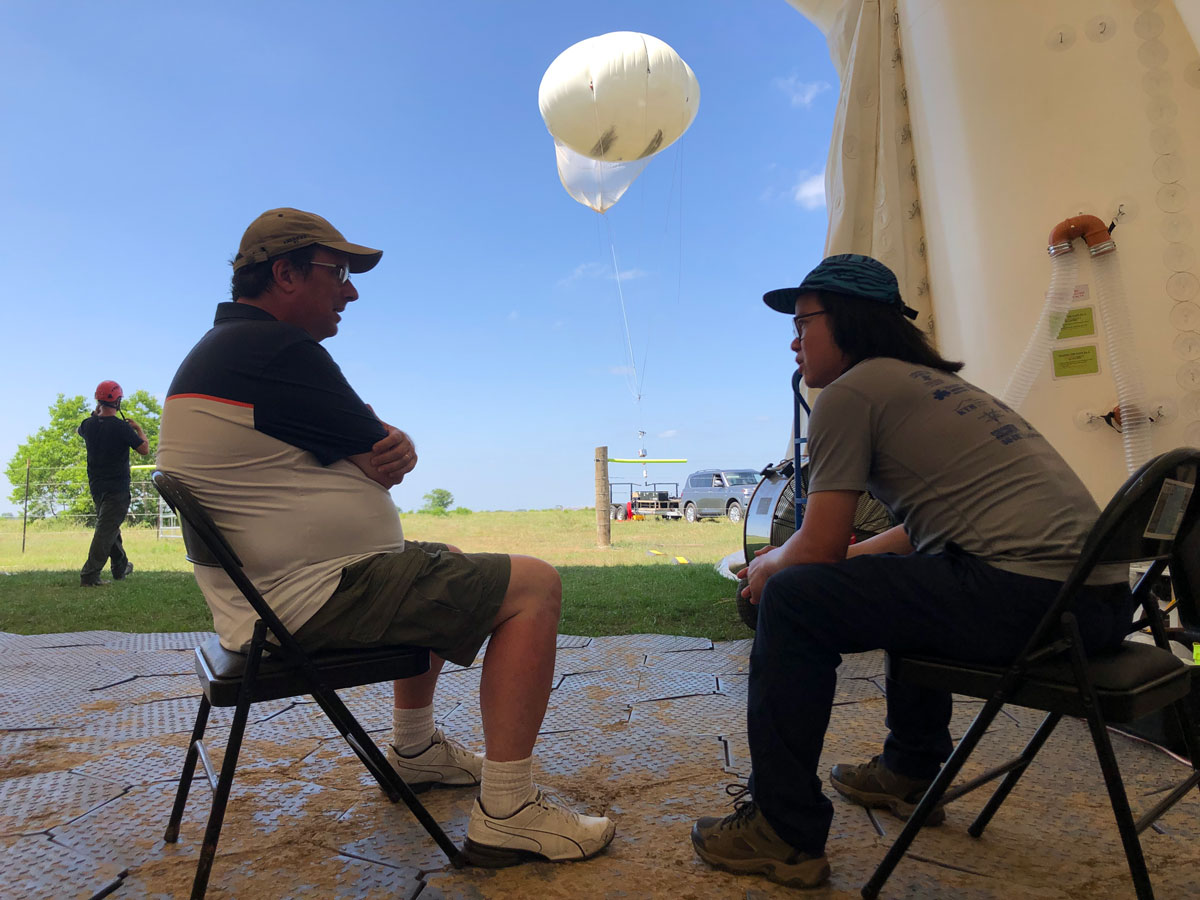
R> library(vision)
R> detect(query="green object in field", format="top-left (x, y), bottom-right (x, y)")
top-left (608, 458), bottom-right (687, 464)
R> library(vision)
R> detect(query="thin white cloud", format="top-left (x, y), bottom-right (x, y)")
top-left (556, 262), bottom-right (649, 287)
top-left (507, 310), bottom-right (519, 320)
top-left (556, 261), bottom-right (608, 287)
top-left (657, 428), bottom-right (678, 439)
top-left (609, 365), bottom-right (635, 376)
top-left (792, 171), bottom-right (826, 210)
top-left (775, 76), bottom-right (831, 108)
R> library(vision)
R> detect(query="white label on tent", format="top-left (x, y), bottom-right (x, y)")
top-left (1143, 478), bottom-right (1194, 540)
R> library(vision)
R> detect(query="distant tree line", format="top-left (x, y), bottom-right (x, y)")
top-left (6, 395), bottom-right (477, 526)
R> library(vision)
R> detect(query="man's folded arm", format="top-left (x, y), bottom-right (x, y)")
top-left (349, 424), bottom-right (416, 489)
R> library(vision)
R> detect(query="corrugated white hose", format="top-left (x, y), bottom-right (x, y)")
top-left (1001, 248), bottom-right (1078, 410)
top-left (1093, 250), bottom-right (1152, 472)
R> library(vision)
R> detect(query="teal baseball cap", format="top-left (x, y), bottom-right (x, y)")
top-left (763, 253), bottom-right (918, 319)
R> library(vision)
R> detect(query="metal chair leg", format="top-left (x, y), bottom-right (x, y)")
top-left (307, 685), bottom-right (465, 867)
top-left (1135, 694), bottom-right (1200, 833)
top-left (862, 699), bottom-right (1004, 898)
top-left (165, 694), bottom-right (212, 843)
top-left (348, 730), bottom-right (465, 867)
top-left (1063, 614), bottom-right (1155, 900)
top-left (969, 712), bottom-right (1061, 837)
top-left (190, 627), bottom-right (267, 900)
top-left (1086, 706), bottom-right (1155, 899)
top-left (1136, 769), bottom-right (1200, 834)
top-left (304, 688), bottom-right (398, 801)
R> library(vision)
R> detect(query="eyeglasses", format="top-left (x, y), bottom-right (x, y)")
top-left (310, 261), bottom-right (351, 284)
top-left (792, 310), bottom-right (827, 337)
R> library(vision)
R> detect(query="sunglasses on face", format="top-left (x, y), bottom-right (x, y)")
top-left (310, 261), bottom-right (351, 284)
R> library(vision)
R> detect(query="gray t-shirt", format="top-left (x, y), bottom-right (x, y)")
top-left (807, 357), bottom-right (1121, 583)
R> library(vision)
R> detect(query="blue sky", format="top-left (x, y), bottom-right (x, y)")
top-left (0, 1), bottom-right (837, 512)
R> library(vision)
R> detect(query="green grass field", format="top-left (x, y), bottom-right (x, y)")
top-left (0, 511), bottom-right (751, 640)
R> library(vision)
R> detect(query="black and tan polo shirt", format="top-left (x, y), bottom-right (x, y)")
top-left (158, 302), bottom-right (404, 650)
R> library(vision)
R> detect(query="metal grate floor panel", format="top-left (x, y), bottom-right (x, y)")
top-left (3, 630), bottom-right (1198, 899)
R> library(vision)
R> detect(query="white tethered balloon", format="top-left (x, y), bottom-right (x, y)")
top-left (538, 32), bottom-right (700, 212)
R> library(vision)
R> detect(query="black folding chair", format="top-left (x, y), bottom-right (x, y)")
top-left (863, 448), bottom-right (1200, 900)
top-left (152, 470), bottom-right (464, 900)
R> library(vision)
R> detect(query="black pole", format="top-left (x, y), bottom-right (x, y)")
top-left (792, 370), bottom-right (811, 524)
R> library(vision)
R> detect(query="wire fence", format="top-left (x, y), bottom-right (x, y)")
top-left (8, 463), bottom-right (180, 551)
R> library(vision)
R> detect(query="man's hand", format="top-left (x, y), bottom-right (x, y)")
top-left (369, 425), bottom-right (417, 485)
top-left (740, 545), bottom-right (785, 605)
top-left (738, 490), bottom-right (863, 605)
top-left (346, 404), bottom-right (417, 489)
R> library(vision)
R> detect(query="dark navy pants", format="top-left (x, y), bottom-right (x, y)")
top-left (81, 487), bottom-right (131, 580)
top-left (746, 547), bottom-right (1129, 857)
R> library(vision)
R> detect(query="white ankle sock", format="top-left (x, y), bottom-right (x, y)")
top-left (391, 705), bottom-right (436, 756)
top-left (480, 756), bottom-right (537, 818)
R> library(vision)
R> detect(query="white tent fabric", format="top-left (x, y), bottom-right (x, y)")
top-left (786, 0), bottom-right (1200, 500)
top-left (787, 0), bottom-right (934, 334)
top-left (1179, 0), bottom-right (1200, 48)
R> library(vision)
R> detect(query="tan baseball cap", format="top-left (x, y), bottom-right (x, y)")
top-left (232, 208), bottom-right (383, 273)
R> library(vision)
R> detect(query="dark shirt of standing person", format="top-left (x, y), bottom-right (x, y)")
top-left (78, 380), bottom-right (149, 586)
top-left (79, 415), bottom-right (143, 491)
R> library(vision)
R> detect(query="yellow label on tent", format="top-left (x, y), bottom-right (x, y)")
top-left (1056, 307), bottom-right (1095, 340)
top-left (1052, 345), bottom-right (1100, 378)
top-left (1194, 643), bottom-right (1199, 665)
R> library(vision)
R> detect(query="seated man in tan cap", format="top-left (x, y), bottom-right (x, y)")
top-left (157, 208), bottom-right (614, 866)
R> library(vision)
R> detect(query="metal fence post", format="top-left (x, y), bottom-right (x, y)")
top-left (21, 458), bottom-right (30, 553)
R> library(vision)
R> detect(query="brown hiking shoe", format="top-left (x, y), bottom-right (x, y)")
top-left (691, 785), bottom-right (830, 889)
top-left (829, 755), bottom-right (946, 825)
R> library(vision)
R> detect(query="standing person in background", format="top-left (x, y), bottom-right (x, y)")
top-left (78, 381), bottom-right (149, 587)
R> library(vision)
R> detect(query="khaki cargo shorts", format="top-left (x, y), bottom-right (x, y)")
top-left (294, 541), bottom-right (511, 667)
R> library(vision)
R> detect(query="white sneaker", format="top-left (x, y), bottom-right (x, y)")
top-left (464, 789), bottom-right (616, 866)
top-left (386, 728), bottom-right (483, 790)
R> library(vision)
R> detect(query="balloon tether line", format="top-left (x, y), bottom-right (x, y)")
top-left (604, 215), bottom-right (641, 406)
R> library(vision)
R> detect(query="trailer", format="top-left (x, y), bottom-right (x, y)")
top-left (609, 482), bottom-right (683, 520)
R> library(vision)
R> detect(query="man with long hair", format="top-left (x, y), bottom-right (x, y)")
top-left (691, 254), bottom-right (1130, 889)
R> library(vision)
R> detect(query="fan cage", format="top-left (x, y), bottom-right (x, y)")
top-left (768, 467), bottom-right (893, 546)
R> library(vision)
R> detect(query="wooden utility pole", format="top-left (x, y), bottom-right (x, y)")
top-left (594, 445), bottom-right (610, 548)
